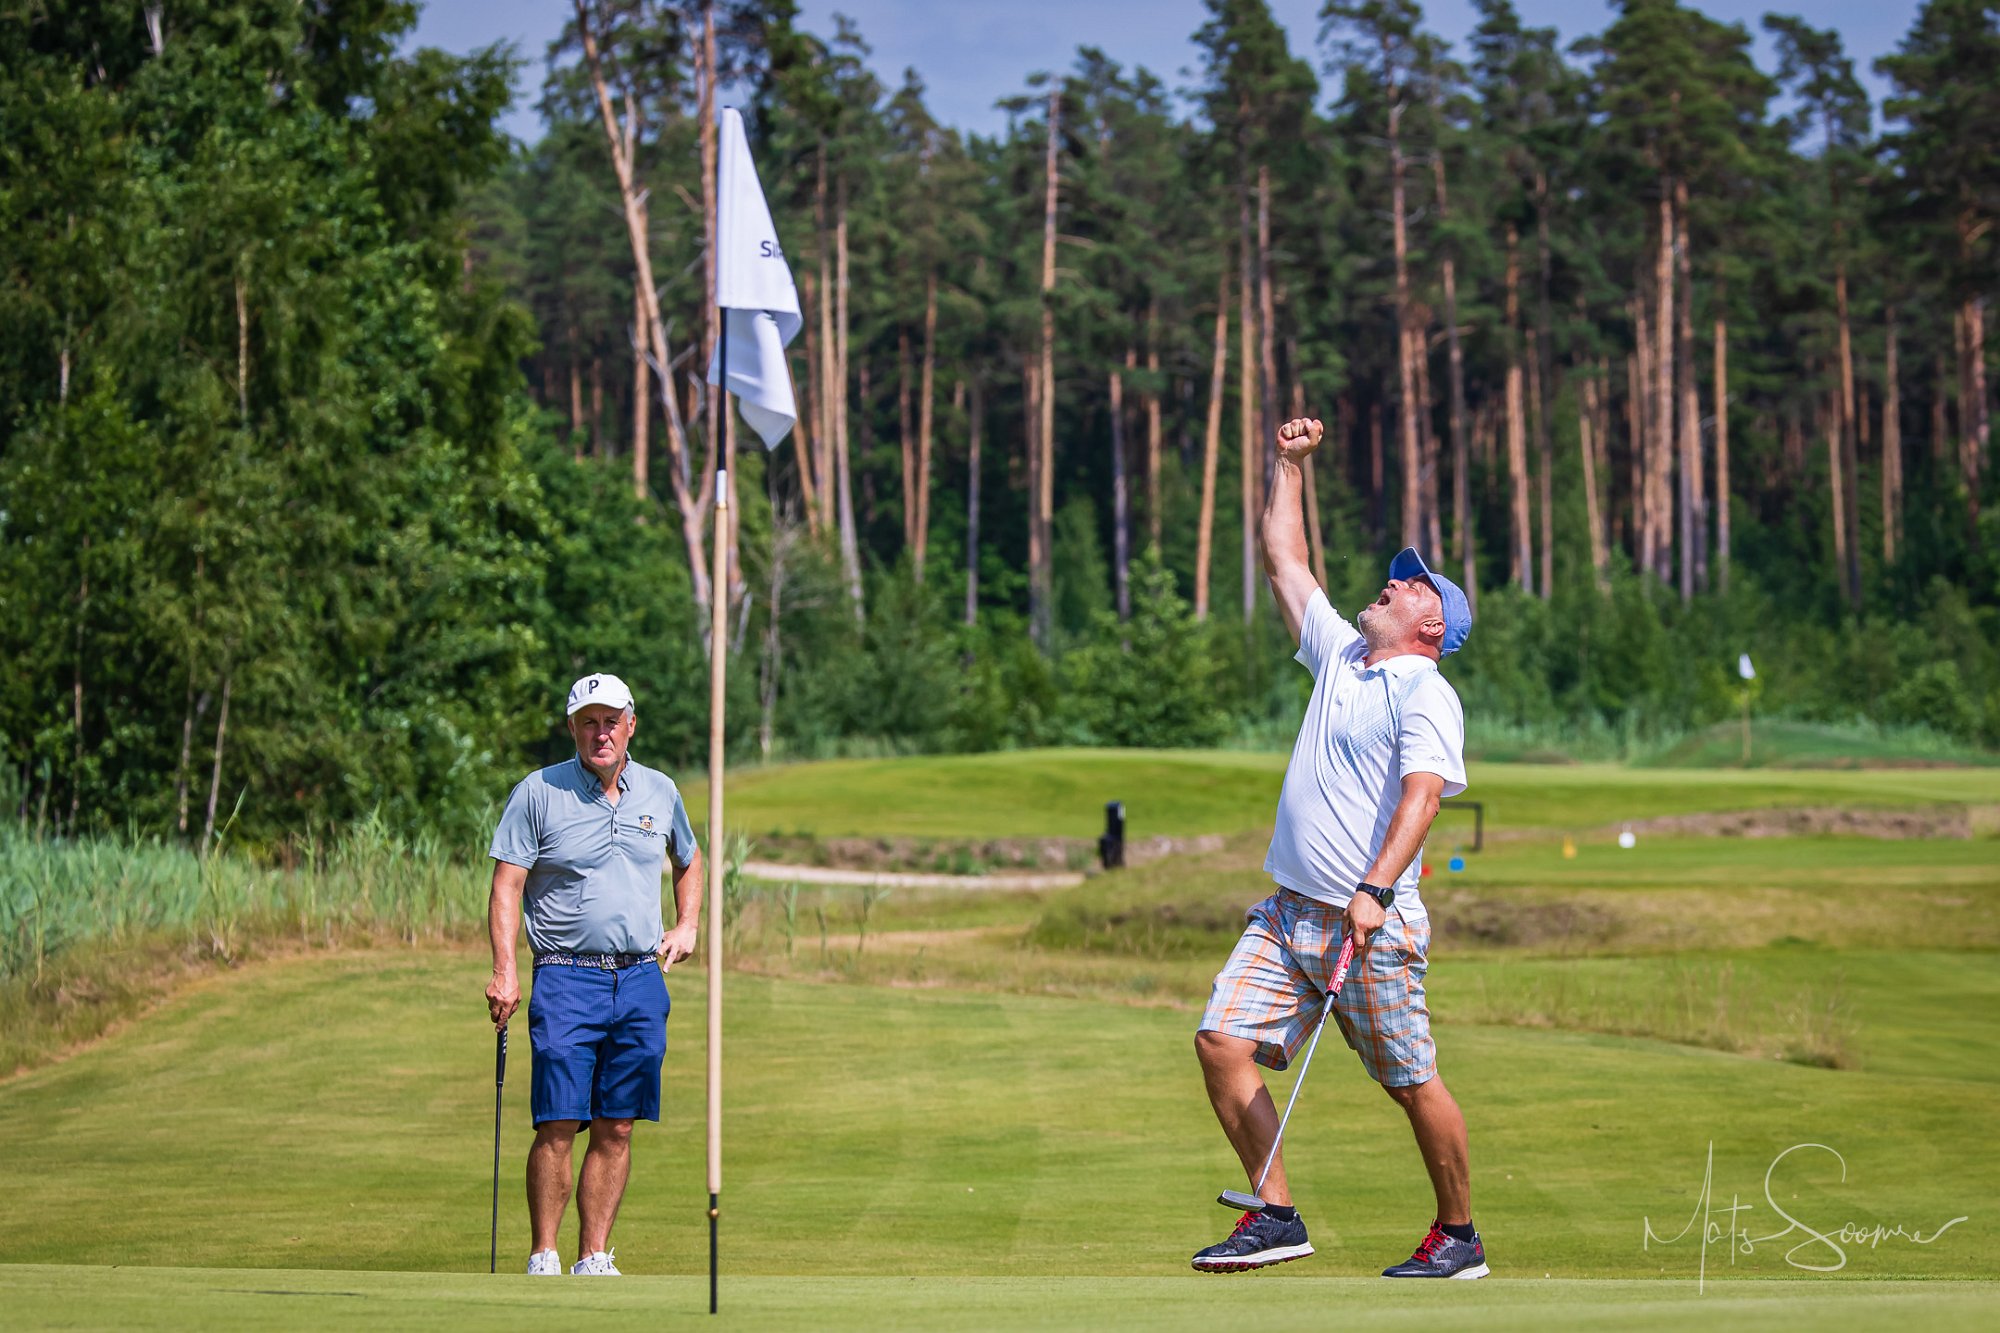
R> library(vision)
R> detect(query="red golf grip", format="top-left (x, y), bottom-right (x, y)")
top-left (1327, 934), bottom-right (1357, 999)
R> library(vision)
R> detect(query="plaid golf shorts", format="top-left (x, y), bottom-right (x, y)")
top-left (1199, 890), bottom-right (1436, 1087)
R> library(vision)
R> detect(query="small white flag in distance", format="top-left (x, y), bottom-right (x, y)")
top-left (705, 107), bottom-right (801, 449)
top-left (1738, 653), bottom-right (1756, 681)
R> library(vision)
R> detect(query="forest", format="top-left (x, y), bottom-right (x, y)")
top-left (3, 0), bottom-right (1997, 846)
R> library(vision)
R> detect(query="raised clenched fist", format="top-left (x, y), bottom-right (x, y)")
top-left (1277, 417), bottom-right (1324, 461)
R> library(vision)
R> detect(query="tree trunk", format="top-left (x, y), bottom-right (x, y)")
top-left (1596, 357), bottom-right (1615, 550)
top-left (1579, 371), bottom-right (1610, 592)
top-left (1434, 153), bottom-right (1475, 611)
top-left (898, 327), bottom-right (915, 554)
top-left (590, 354), bottom-right (605, 458)
top-left (1505, 228), bottom-right (1530, 591)
top-left (1627, 339), bottom-right (1646, 569)
top-left (1369, 400), bottom-right (1385, 543)
top-left (816, 146), bottom-right (837, 526)
top-left (1655, 185), bottom-right (1678, 591)
top-left (1962, 288), bottom-right (1989, 539)
top-left (1195, 267), bottom-right (1228, 622)
top-left (569, 354), bottom-right (585, 460)
top-left (792, 272), bottom-right (820, 534)
top-left (632, 283), bottom-right (650, 501)
top-left (1026, 358), bottom-right (1043, 631)
top-left (1674, 180), bottom-right (1702, 599)
top-left (758, 527), bottom-right (791, 761)
top-left (1534, 169), bottom-right (1556, 599)
top-left (1257, 164), bottom-right (1280, 511)
top-left (1238, 188), bottom-right (1258, 625)
top-left (915, 274), bottom-right (938, 580)
top-left (202, 673), bottom-right (233, 855)
top-left (1293, 379), bottom-right (1327, 588)
top-left (965, 377), bottom-right (982, 626)
top-left (1714, 313), bottom-right (1730, 591)
top-left (1035, 89), bottom-right (1060, 649)
top-left (1416, 320), bottom-right (1443, 560)
top-left (1938, 326), bottom-right (1955, 468)
top-left (1526, 327), bottom-right (1549, 598)
top-left (70, 546), bottom-right (86, 828)
top-left (176, 681), bottom-right (207, 836)
top-left (1146, 302), bottom-right (1163, 549)
top-left (1835, 250), bottom-right (1862, 607)
top-left (234, 271), bottom-right (249, 426)
top-left (1112, 354), bottom-right (1131, 621)
top-left (1882, 306), bottom-right (1901, 566)
top-left (1826, 394), bottom-right (1850, 602)
top-left (1385, 42), bottom-right (1420, 550)
top-left (834, 197), bottom-right (861, 617)
top-left (573, 2), bottom-right (709, 610)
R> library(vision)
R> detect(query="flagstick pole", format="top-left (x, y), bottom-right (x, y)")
top-left (705, 466), bottom-right (724, 1317)
top-left (706, 109), bottom-right (729, 1321)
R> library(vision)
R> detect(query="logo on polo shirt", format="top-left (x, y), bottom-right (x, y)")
top-left (638, 814), bottom-right (655, 833)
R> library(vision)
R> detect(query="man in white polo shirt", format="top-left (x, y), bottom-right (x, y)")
top-left (1191, 415), bottom-right (1487, 1279)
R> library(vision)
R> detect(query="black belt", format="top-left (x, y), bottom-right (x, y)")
top-left (534, 950), bottom-right (657, 970)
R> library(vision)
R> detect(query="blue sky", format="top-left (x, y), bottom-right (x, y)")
top-left (408, 2), bottom-right (1915, 145)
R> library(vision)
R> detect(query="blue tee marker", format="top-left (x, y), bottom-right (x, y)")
top-left (1448, 855), bottom-right (1466, 873)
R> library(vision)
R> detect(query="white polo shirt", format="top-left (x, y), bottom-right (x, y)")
top-left (1264, 589), bottom-right (1468, 920)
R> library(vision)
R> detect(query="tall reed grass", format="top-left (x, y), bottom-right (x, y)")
top-left (0, 811), bottom-right (483, 986)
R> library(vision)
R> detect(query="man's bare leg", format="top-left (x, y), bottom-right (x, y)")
top-left (528, 1122), bottom-right (578, 1254)
top-left (1195, 1030), bottom-right (1293, 1206)
top-left (576, 1117), bottom-right (635, 1255)
top-left (1383, 1075), bottom-right (1470, 1225)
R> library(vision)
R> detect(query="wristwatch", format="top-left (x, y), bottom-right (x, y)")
top-left (1355, 882), bottom-right (1396, 909)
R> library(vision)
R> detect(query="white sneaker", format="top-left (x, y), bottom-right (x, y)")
top-left (526, 1249), bottom-right (561, 1275)
top-left (571, 1249), bottom-right (621, 1276)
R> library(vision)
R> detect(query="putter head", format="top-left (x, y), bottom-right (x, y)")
top-left (1217, 1188), bottom-right (1267, 1212)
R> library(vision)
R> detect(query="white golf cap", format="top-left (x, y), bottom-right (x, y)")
top-left (566, 673), bottom-right (634, 716)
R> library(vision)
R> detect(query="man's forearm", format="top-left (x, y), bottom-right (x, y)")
top-left (672, 852), bottom-right (704, 929)
top-left (1364, 793), bottom-right (1441, 887)
top-left (488, 880), bottom-right (521, 973)
top-left (1260, 456), bottom-right (1310, 578)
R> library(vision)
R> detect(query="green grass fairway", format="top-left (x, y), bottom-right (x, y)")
top-left (687, 748), bottom-right (2000, 841)
top-left (2, 1267), bottom-right (1994, 1332)
top-left (0, 952), bottom-right (1989, 1291)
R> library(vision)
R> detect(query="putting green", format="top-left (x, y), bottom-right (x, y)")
top-left (1, 1266), bottom-right (1994, 1331)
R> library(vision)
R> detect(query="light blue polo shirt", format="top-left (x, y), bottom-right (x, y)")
top-left (489, 756), bottom-right (699, 955)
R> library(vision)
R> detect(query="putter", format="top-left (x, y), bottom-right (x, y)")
top-left (490, 1024), bottom-right (508, 1274)
top-left (1217, 933), bottom-right (1356, 1213)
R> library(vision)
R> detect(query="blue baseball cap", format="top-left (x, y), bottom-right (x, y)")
top-left (1388, 548), bottom-right (1473, 657)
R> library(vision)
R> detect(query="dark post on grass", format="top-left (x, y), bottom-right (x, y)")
top-left (1099, 801), bottom-right (1125, 870)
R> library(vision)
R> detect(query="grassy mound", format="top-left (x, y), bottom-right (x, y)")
top-left (688, 749), bottom-right (2000, 843)
top-left (1641, 720), bottom-right (2000, 769)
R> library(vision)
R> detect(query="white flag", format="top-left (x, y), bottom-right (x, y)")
top-left (705, 108), bottom-right (801, 449)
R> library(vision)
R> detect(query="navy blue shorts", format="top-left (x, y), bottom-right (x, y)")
top-left (527, 962), bottom-right (670, 1127)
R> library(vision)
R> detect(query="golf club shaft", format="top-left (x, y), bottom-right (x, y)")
top-left (1248, 933), bottom-right (1355, 1195)
top-left (491, 1024), bottom-right (507, 1274)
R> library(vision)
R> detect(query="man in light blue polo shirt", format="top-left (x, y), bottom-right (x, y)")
top-left (485, 672), bottom-right (702, 1277)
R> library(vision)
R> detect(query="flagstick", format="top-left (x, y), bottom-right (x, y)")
top-left (705, 463), bottom-right (725, 1317)
top-left (705, 109), bottom-right (730, 1320)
